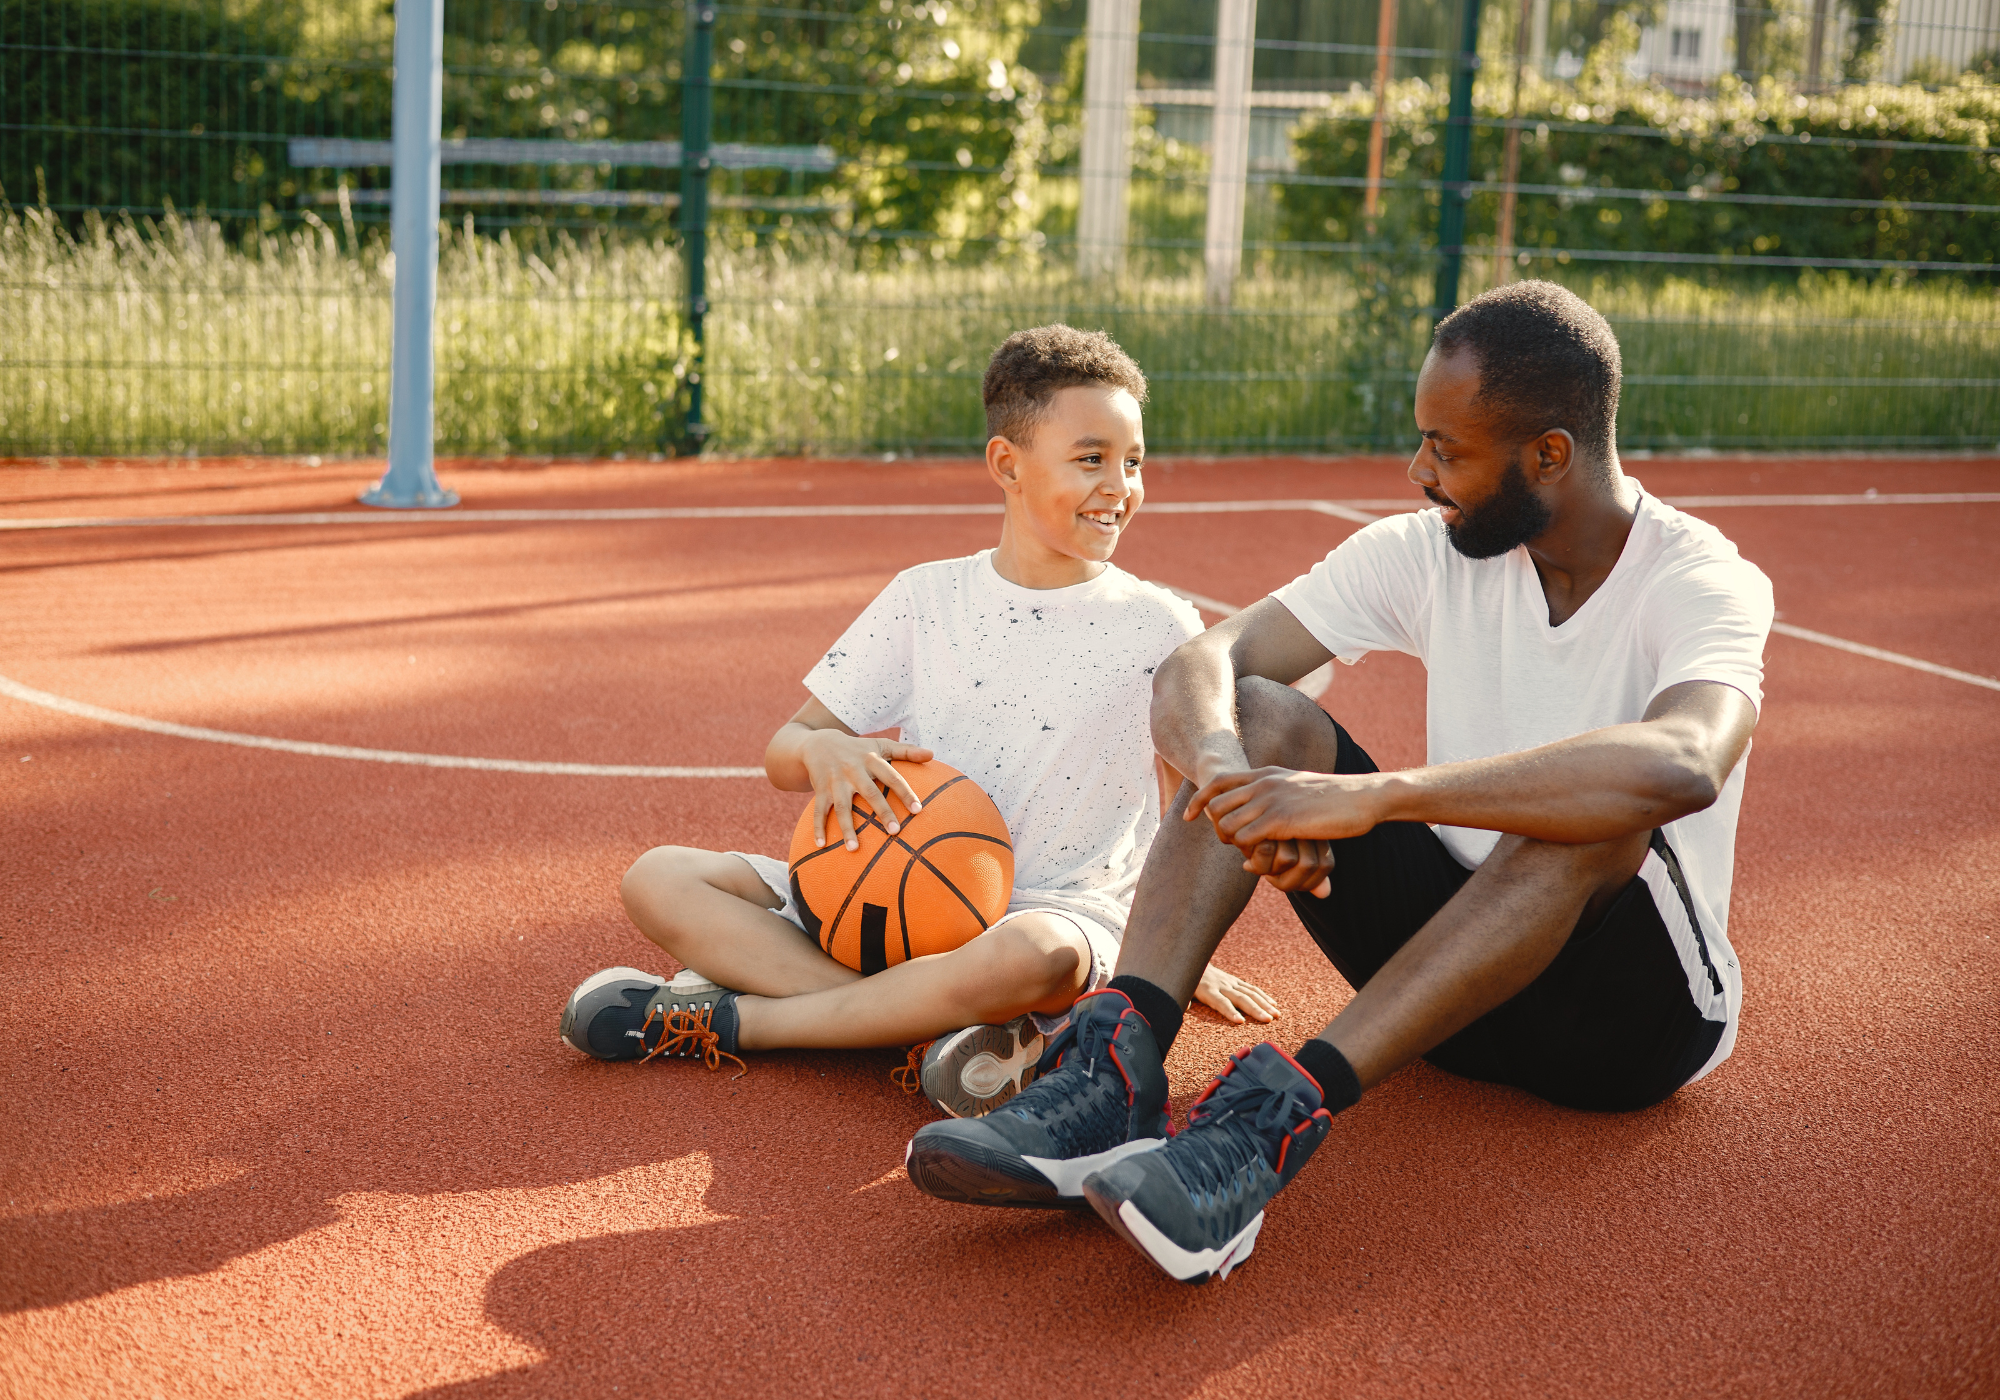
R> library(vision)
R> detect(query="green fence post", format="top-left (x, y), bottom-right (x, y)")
top-left (681, 2), bottom-right (714, 450)
top-left (1432, 0), bottom-right (1483, 319)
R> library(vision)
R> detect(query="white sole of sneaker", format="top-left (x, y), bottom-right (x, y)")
top-left (923, 1019), bottom-right (1046, 1118)
top-left (1105, 1200), bottom-right (1264, 1284)
top-left (1019, 1137), bottom-right (1166, 1198)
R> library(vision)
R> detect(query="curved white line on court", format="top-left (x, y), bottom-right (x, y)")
top-left (0, 672), bottom-right (765, 778)
top-left (5, 492), bottom-right (1995, 531)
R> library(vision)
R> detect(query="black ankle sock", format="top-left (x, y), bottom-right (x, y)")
top-left (1292, 1038), bottom-right (1362, 1114)
top-left (1107, 975), bottom-right (1184, 1054)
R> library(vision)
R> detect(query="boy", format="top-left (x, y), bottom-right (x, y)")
top-left (560, 325), bottom-right (1276, 1117)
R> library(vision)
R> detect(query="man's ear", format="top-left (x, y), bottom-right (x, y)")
top-left (985, 434), bottom-right (1024, 495)
top-left (1532, 428), bottom-right (1575, 484)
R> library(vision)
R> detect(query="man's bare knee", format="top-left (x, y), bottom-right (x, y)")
top-left (1236, 674), bottom-right (1342, 770)
top-left (1488, 829), bottom-right (1651, 911)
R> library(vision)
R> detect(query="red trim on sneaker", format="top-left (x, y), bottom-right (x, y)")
top-left (1274, 1107), bottom-right (1334, 1174)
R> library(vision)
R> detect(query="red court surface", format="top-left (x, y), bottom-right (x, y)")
top-left (3, 455), bottom-right (1997, 1399)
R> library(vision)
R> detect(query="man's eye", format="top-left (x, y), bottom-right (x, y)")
top-left (1079, 453), bottom-right (1102, 464)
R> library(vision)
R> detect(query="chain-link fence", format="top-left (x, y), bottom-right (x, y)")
top-left (5, 0), bottom-right (1998, 457)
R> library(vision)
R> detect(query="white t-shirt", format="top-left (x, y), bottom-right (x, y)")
top-left (1272, 486), bottom-right (1773, 1072)
top-left (805, 551), bottom-right (1205, 935)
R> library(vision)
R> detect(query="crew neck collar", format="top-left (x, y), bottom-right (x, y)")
top-left (979, 549), bottom-right (1119, 599)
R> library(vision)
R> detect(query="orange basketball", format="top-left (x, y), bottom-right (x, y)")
top-left (787, 760), bottom-right (1014, 974)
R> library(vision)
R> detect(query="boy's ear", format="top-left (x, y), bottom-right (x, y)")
top-left (986, 434), bottom-right (1024, 494)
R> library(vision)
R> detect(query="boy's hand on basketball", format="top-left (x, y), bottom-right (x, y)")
top-left (1194, 963), bottom-right (1280, 1025)
top-left (801, 731), bottom-right (934, 851)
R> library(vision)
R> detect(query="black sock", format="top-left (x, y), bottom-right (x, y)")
top-left (1107, 975), bottom-right (1185, 1055)
top-left (1292, 1038), bottom-right (1363, 1114)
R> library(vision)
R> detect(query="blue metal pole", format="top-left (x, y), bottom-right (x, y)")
top-left (362, 0), bottom-right (457, 508)
top-left (681, 2), bottom-right (714, 450)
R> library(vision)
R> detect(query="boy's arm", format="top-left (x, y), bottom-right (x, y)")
top-left (765, 695), bottom-right (935, 851)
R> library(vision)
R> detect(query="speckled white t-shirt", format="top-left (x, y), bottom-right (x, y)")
top-left (805, 550), bottom-right (1204, 936)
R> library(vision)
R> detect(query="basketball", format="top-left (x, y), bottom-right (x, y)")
top-left (787, 760), bottom-right (1014, 974)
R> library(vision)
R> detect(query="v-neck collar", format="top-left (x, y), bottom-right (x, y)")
top-left (1521, 485), bottom-right (1650, 635)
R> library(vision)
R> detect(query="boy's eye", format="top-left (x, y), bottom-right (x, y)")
top-left (1078, 453), bottom-right (1103, 465)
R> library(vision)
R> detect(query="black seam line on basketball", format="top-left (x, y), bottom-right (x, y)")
top-left (899, 831), bottom-right (1013, 954)
top-left (795, 776), bottom-right (982, 951)
top-left (816, 814), bottom-right (905, 958)
top-left (788, 776), bottom-right (964, 874)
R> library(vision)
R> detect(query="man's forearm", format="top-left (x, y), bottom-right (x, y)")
top-left (1362, 719), bottom-right (1724, 843)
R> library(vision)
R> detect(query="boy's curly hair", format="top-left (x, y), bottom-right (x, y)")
top-left (982, 325), bottom-right (1147, 446)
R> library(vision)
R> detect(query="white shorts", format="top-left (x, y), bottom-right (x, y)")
top-left (726, 851), bottom-right (1118, 1035)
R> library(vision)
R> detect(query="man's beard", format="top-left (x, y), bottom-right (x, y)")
top-left (1428, 455), bottom-right (1552, 560)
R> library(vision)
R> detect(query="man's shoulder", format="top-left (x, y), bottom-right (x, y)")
top-left (1633, 490), bottom-right (1772, 592)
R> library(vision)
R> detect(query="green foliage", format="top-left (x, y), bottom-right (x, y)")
top-left (0, 0), bottom-right (390, 219)
top-left (1281, 70), bottom-right (2000, 272)
top-left (8, 206), bottom-right (1994, 457)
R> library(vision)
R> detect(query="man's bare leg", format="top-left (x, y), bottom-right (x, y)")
top-left (1317, 827), bottom-right (1647, 1088)
top-left (1114, 676), bottom-right (1348, 1005)
top-left (1115, 676), bottom-right (1647, 1089)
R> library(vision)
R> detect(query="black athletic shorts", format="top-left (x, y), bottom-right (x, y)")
top-left (1287, 714), bottom-right (1727, 1113)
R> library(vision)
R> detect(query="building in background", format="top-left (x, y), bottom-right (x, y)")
top-left (1629, 0), bottom-right (2000, 87)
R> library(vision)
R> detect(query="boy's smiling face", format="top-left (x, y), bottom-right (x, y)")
top-left (986, 383), bottom-right (1146, 590)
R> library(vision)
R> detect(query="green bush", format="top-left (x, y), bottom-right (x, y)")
top-left (1281, 70), bottom-right (2000, 273)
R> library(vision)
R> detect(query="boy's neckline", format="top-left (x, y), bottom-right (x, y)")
top-left (981, 549), bottom-right (1117, 595)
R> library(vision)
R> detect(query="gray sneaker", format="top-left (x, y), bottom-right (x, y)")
top-left (915, 1016), bottom-right (1047, 1118)
top-left (559, 966), bottom-right (743, 1070)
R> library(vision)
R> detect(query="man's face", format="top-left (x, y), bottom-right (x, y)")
top-left (1407, 347), bottom-right (1552, 560)
top-left (1000, 384), bottom-right (1146, 565)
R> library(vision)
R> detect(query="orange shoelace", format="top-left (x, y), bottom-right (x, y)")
top-left (891, 1040), bottom-right (934, 1095)
top-left (637, 1004), bottom-right (747, 1078)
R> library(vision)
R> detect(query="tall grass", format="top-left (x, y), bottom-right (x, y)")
top-left (4, 206), bottom-right (1996, 457)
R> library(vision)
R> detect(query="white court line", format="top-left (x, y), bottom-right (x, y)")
top-left (1, 497), bottom-right (1989, 779)
top-left (5, 492), bottom-right (1996, 532)
top-left (0, 672), bottom-right (765, 778)
top-left (1771, 622), bottom-right (2000, 692)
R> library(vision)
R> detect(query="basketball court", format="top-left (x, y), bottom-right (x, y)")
top-left (2, 454), bottom-right (1996, 1397)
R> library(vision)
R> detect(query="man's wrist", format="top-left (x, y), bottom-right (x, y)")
top-left (1359, 770), bottom-right (1419, 825)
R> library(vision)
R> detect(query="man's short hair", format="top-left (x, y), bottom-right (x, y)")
top-left (1432, 281), bottom-right (1622, 467)
top-left (983, 324), bottom-right (1147, 445)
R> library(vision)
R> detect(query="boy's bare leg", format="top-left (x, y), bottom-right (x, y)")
top-left (734, 914), bottom-right (1092, 1051)
top-left (620, 847), bottom-right (860, 997)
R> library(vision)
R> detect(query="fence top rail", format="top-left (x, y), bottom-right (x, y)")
top-left (287, 138), bottom-right (838, 172)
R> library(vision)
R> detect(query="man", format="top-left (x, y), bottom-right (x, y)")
top-left (905, 282), bottom-right (1775, 1284)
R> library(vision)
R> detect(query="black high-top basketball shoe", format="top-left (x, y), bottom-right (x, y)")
top-left (1080, 1042), bottom-right (1332, 1283)
top-left (904, 989), bottom-right (1168, 1208)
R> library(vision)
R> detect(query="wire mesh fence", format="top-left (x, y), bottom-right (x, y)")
top-left (4, 0), bottom-right (1998, 458)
